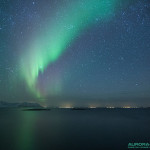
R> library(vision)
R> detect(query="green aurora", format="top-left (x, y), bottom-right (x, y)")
top-left (20, 0), bottom-right (122, 98)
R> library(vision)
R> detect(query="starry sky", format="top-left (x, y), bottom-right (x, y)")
top-left (0, 0), bottom-right (150, 107)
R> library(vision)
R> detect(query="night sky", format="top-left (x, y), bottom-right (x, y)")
top-left (0, 0), bottom-right (150, 107)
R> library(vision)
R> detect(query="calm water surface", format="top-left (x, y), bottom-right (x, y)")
top-left (0, 108), bottom-right (150, 150)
